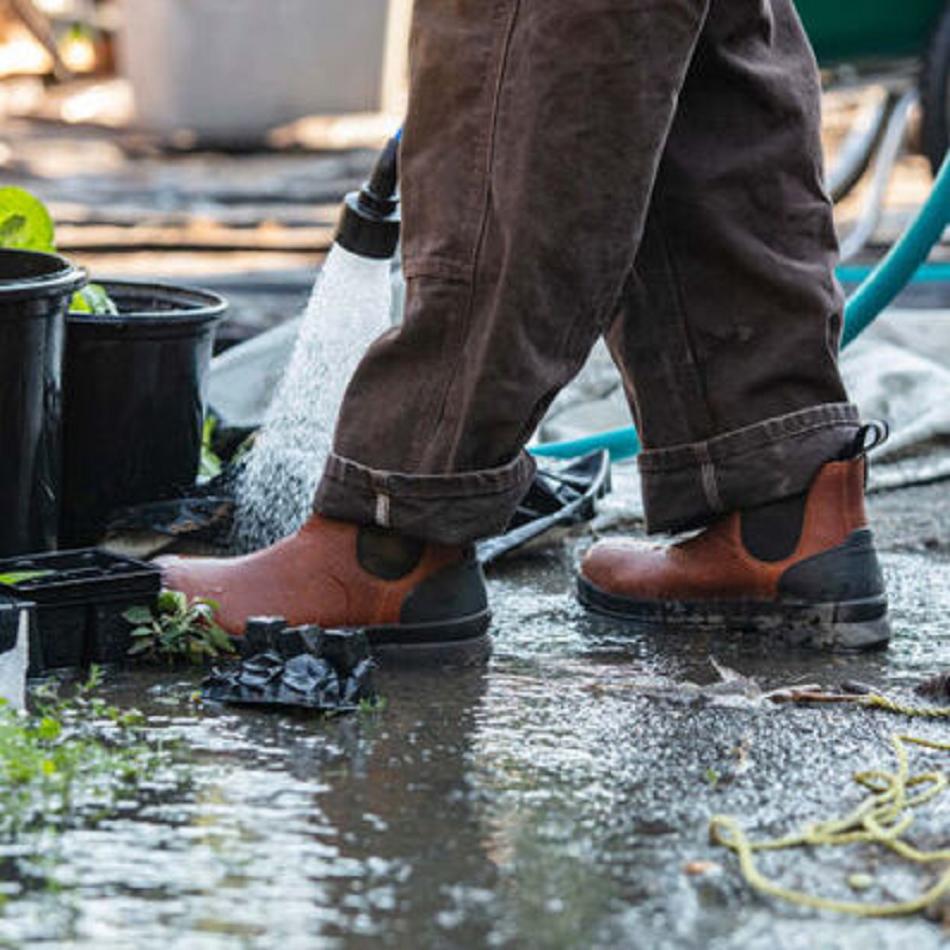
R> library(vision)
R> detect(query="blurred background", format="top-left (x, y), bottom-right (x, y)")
top-left (0, 0), bottom-right (946, 353)
top-left (0, 0), bottom-right (414, 350)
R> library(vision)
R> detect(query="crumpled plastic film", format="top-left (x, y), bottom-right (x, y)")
top-left (202, 619), bottom-right (376, 712)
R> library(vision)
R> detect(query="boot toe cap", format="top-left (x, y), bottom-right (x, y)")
top-left (152, 556), bottom-right (245, 631)
top-left (580, 539), bottom-right (651, 592)
top-left (153, 555), bottom-right (210, 595)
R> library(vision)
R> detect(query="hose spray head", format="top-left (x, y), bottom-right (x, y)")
top-left (334, 133), bottom-right (401, 260)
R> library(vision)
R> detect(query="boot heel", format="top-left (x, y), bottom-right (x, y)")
top-left (777, 529), bottom-right (885, 602)
top-left (778, 608), bottom-right (891, 651)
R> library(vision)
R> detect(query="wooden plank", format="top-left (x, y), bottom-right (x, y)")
top-left (56, 223), bottom-right (336, 253)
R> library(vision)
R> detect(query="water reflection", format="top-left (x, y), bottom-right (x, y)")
top-left (0, 535), bottom-right (944, 947)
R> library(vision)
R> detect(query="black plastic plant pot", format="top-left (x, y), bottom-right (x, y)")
top-left (0, 548), bottom-right (161, 676)
top-left (0, 249), bottom-right (86, 557)
top-left (60, 280), bottom-right (226, 548)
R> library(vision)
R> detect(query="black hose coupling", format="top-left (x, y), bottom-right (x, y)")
top-left (334, 134), bottom-right (401, 260)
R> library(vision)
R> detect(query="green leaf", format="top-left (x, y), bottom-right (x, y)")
top-left (122, 606), bottom-right (154, 625)
top-left (0, 215), bottom-right (26, 244)
top-left (129, 626), bottom-right (154, 638)
top-left (191, 602), bottom-right (215, 622)
top-left (127, 640), bottom-right (152, 656)
top-left (0, 570), bottom-right (53, 587)
top-left (206, 624), bottom-right (235, 653)
top-left (35, 717), bottom-right (62, 741)
top-left (199, 415), bottom-right (222, 480)
top-left (0, 187), bottom-right (55, 252)
top-left (157, 589), bottom-right (187, 614)
top-left (71, 283), bottom-right (119, 316)
top-left (159, 628), bottom-right (179, 647)
top-left (83, 664), bottom-right (103, 692)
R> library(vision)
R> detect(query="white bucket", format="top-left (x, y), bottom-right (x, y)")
top-left (119, 0), bottom-right (409, 143)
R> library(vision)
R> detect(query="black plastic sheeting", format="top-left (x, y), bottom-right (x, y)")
top-left (202, 619), bottom-right (376, 712)
top-left (108, 450), bottom-right (612, 565)
top-left (476, 450), bottom-right (611, 564)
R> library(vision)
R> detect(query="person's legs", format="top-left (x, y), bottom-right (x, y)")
top-left (317, 0), bottom-right (721, 544)
top-left (604, 0), bottom-right (856, 532)
top-left (160, 0), bottom-right (714, 636)
top-left (579, 0), bottom-right (890, 649)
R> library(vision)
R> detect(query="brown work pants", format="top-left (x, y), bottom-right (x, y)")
top-left (314, 0), bottom-right (859, 545)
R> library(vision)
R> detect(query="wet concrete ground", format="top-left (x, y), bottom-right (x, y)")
top-left (1, 79), bottom-right (948, 947)
top-left (2, 479), bottom-right (948, 948)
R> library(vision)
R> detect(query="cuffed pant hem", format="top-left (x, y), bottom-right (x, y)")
top-left (313, 450), bottom-right (537, 546)
top-left (638, 402), bottom-right (862, 534)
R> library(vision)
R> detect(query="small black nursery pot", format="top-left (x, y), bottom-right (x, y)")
top-left (60, 280), bottom-right (226, 548)
top-left (0, 249), bottom-right (86, 557)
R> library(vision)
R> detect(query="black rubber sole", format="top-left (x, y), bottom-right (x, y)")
top-left (577, 577), bottom-right (890, 651)
top-left (361, 609), bottom-right (493, 667)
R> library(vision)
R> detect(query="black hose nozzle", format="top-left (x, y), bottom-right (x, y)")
top-left (334, 134), bottom-right (401, 260)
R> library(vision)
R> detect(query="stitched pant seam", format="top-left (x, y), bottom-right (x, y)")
top-left (428, 0), bottom-right (522, 447)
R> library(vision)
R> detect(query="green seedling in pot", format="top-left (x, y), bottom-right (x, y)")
top-left (0, 186), bottom-right (117, 315)
top-left (125, 590), bottom-right (236, 664)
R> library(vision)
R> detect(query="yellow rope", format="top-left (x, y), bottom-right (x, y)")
top-left (859, 692), bottom-right (950, 719)
top-left (710, 700), bottom-right (950, 918)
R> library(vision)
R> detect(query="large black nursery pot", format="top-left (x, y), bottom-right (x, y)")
top-left (0, 249), bottom-right (85, 557)
top-left (60, 280), bottom-right (226, 547)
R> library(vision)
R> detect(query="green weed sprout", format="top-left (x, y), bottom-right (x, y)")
top-left (125, 591), bottom-right (236, 665)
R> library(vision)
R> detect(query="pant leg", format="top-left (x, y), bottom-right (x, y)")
top-left (315, 0), bottom-right (711, 544)
top-left (606, 0), bottom-right (859, 534)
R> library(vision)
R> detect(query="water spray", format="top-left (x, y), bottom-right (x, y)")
top-left (232, 135), bottom-right (403, 551)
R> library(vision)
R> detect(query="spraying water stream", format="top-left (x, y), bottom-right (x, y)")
top-left (232, 245), bottom-right (394, 551)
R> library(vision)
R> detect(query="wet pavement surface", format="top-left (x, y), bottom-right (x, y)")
top-left (1, 79), bottom-right (947, 947)
top-left (1, 479), bottom-right (947, 948)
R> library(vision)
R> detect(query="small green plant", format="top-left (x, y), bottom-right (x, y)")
top-left (125, 591), bottom-right (236, 664)
top-left (358, 695), bottom-right (387, 715)
top-left (0, 666), bottom-right (175, 839)
top-left (0, 186), bottom-right (118, 315)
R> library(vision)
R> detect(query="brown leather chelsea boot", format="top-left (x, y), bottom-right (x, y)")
top-left (577, 451), bottom-right (889, 651)
top-left (156, 515), bottom-right (491, 660)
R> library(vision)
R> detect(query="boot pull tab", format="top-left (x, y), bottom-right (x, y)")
top-left (848, 420), bottom-right (889, 459)
top-left (854, 419), bottom-right (891, 456)
top-left (845, 420), bottom-right (889, 490)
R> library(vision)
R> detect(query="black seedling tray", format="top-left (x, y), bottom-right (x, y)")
top-left (0, 549), bottom-right (161, 676)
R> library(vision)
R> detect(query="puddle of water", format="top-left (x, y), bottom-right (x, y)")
top-left (0, 535), bottom-right (947, 947)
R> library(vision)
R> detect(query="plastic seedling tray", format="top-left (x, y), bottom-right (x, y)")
top-left (0, 549), bottom-right (161, 676)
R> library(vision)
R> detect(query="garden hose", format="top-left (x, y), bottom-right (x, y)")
top-left (843, 147), bottom-right (950, 345)
top-left (533, 149), bottom-right (950, 461)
